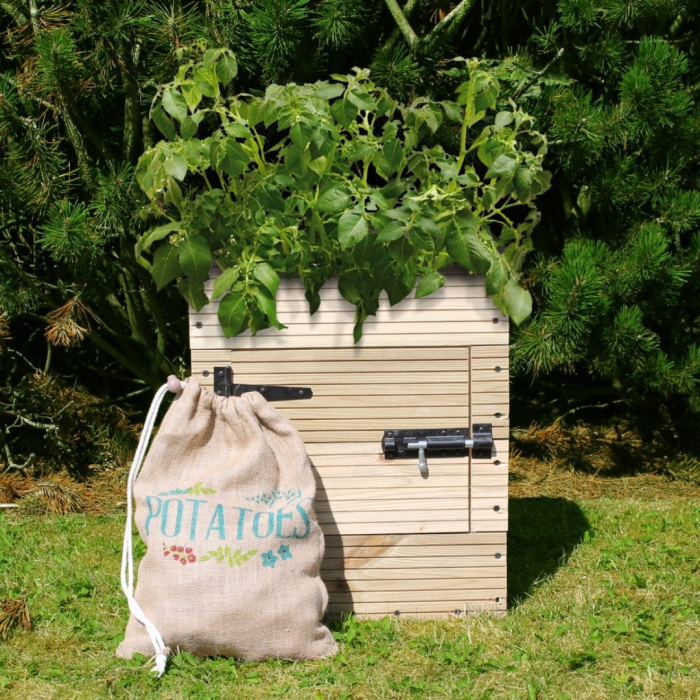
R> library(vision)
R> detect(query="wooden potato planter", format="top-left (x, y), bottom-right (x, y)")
top-left (190, 267), bottom-right (508, 618)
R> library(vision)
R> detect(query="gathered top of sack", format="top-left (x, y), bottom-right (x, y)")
top-left (117, 377), bottom-right (337, 673)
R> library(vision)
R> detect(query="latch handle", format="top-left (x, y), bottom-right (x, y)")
top-left (406, 440), bottom-right (428, 475)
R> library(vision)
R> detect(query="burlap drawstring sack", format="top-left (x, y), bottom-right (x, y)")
top-left (117, 377), bottom-right (337, 675)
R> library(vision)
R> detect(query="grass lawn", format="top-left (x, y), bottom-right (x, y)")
top-left (1, 479), bottom-right (698, 698)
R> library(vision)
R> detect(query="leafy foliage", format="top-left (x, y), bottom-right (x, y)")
top-left (136, 57), bottom-right (550, 340)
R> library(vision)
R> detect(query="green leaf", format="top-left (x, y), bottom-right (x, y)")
top-left (216, 54), bottom-right (238, 86)
top-left (347, 88), bottom-right (376, 111)
top-left (182, 83), bottom-right (202, 111)
top-left (415, 270), bottom-right (445, 298)
top-left (486, 255), bottom-right (508, 296)
top-left (493, 279), bottom-right (532, 325)
top-left (253, 263), bottom-right (280, 295)
top-left (514, 167), bottom-right (535, 202)
top-left (442, 100), bottom-right (462, 122)
top-left (252, 287), bottom-right (286, 330)
top-left (316, 187), bottom-right (352, 213)
top-left (313, 82), bottom-right (345, 99)
top-left (177, 278), bottom-right (209, 311)
top-left (382, 138), bottom-right (403, 172)
top-left (445, 219), bottom-right (492, 275)
top-left (486, 153), bottom-right (518, 178)
top-left (181, 113), bottom-right (204, 140)
top-left (212, 267), bottom-right (240, 300)
top-left (162, 88), bottom-right (187, 122)
top-left (377, 220), bottom-right (406, 243)
top-left (214, 138), bottom-right (250, 178)
top-left (330, 98), bottom-right (358, 127)
top-left (164, 153), bottom-right (187, 181)
top-left (494, 111), bottom-right (514, 129)
top-left (257, 183), bottom-right (285, 212)
top-left (151, 243), bottom-right (181, 291)
top-left (337, 211), bottom-right (368, 249)
top-left (193, 67), bottom-right (219, 98)
top-left (152, 104), bottom-right (176, 141)
top-left (218, 291), bottom-right (247, 337)
top-left (137, 221), bottom-right (181, 257)
top-left (179, 235), bottom-right (212, 284)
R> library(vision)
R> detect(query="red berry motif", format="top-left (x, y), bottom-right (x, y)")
top-left (173, 553), bottom-right (179, 560)
top-left (188, 554), bottom-right (196, 563)
top-left (180, 558), bottom-right (187, 565)
top-left (170, 546), bottom-right (177, 551)
top-left (177, 546), bottom-right (184, 553)
top-left (185, 548), bottom-right (193, 554)
top-left (164, 551), bottom-right (170, 556)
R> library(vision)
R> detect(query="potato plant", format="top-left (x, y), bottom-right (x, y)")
top-left (135, 49), bottom-right (550, 340)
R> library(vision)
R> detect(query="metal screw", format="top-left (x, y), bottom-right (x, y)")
top-left (298, 389), bottom-right (304, 396)
top-left (493, 505), bottom-right (500, 512)
top-left (387, 431), bottom-right (394, 437)
top-left (393, 610), bottom-right (401, 617)
top-left (492, 317), bottom-right (499, 324)
top-left (495, 597), bottom-right (501, 603)
top-left (494, 460), bottom-right (501, 466)
top-left (495, 366), bottom-right (502, 373)
top-left (495, 552), bottom-right (502, 559)
top-left (259, 387), bottom-right (266, 393)
top-left (440, 430), bottom-right (446, 435)
top-left (495, 412), bottom-right (502, 418)
top-left (195, 322), bottom-right (203, 329)
top-left (202, 370), bottom-right (210, 377)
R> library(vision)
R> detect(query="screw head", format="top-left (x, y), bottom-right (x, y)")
top-left (195, 322), bottom-right (203, 329)
top-left (492, 317), bottom-right (499, 324)
top-left (259, 387), bottom-right (265, 393)
top-left (494, 460), bottom-right (501, 466)
top-left (495, 366), bottom-right (502, 373)
top-left (393, 610), bottom-right (401, 617)
top-left (202, 370), bottom-right (210, 377)
top-left (493, 505), bottom-right (500, 512)
top-left (298, 389), bottom-right (304, 396)
top-left (495, 412), bottom-right (502, 418)
top-left (495, 552), bottom-right (502, 559)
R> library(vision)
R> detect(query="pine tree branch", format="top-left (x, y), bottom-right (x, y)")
top-left (380, 0), bottom-right (420, 53)
top-left (383, 0), bottom-right (420, 49)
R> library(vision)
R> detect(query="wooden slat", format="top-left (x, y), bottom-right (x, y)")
top-left (327, 589), bottom-right (506, 604)
top-left (297, 426), bottom-right (508, 442)
top-left (320, 521), bottom-right (471, 535)
top-left (316, 487), bottom-right (467, 502)
top-left (278, 406), bottom-right (469, 420)
top-left (471, 345), bottom-right (511, 358)
top-left (194, 309), bottom-right (506, 325)
top-left (194, 359), bottom-right (468, 374)
top-left (305, 439), bottom-right (508, 457)
top-left (226, 347), bottom-right (469, 362)
top-left (323, 533), bottom-right (505, 547)
top-left (326, 601), bottom-right (505, 615)
top-left (322, 555), bottom-right (503, 570)
top-left (325, 544), bottom-right (499, 558)
top-left (315, 499), bottom-right (467, 514)
top-left (190, 333), bottom-right (508, 349)
top-left (192, 320), bottom-right (502, 337)
top-left (196, 378), bottom-right (470, 393)
top-left (321, 566), bottom-right (504, 581)
top-left (313, 462), bottom-right (467, 476)
top-left (324, 578), bottom-right (505, 593)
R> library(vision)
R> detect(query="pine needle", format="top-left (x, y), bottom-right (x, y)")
top-left (0, 596), bottom-right (31, 639)
top-left (29, 482), bottom-right (83, 514)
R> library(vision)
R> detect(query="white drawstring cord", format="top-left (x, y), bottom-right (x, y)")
top-left (121, 378), bottom-right (184, 677)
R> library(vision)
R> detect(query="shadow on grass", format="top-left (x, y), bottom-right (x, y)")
top-left (508, 496), bottom-right (591, 607)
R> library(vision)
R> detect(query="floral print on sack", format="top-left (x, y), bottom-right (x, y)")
top-left (261, 551), bottom-right (278, 568)
top-left (245, 488), bottom-right (302, 507)
top-left (158, 482), bottom-right (217, 497)
top-left (162, 543), bottom-right (197, 566)
top-left (278, 545), bottom-right (292, 560)
top-left (199, 546), bottom-right (258, 568)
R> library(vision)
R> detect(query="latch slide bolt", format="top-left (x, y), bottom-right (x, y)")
top-left (382, 426), bottom-right (493, 474)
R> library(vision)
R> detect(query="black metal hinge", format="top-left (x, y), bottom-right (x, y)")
top-left (212, 366), bottom-right (312, 401)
